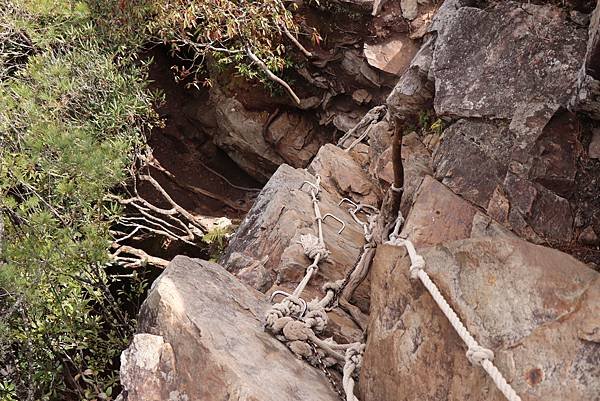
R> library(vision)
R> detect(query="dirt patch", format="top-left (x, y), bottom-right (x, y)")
top-left (141, 47), bottom-right (261, 221)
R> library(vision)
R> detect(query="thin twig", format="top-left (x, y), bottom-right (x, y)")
top-left (245, 47), bottom-right (301, 104)
top-left (280, 23), bottom-right (313, 58)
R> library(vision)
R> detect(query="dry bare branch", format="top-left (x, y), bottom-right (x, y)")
top-left (246, 47), bottom-right (301, 104)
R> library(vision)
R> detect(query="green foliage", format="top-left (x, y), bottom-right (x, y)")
top-left (0, 0), bottom-right (159, 399)
top-left (415, 110), bottom-right (445, 137)
top-left (202, 225), bottom-right (232, 260)
top-left (104, 0), bottom-right (300, 85)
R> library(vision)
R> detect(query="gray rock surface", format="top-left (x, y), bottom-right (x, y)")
top-left (119, 257), bottom-right (340, 401)
top-left (386, 35), bottom-right (434, 120)
top-left (361, 238), bottom-right (600, 401)
top-left (432, 111), bottom-right (579, 245)
top-left (432, 2), bottom-right (586, 120)
top-left (570, 0), bottom-right (600, 118)
top-left (433, 119), bottom-right (515, 209)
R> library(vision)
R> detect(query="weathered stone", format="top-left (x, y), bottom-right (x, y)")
top-left (264, 111), bottom-right (327, 168)
top-left (527, 110), bottom-right (580, 196)
top-left (488, 172), bottom-right (574, 244)
top-left (309, 144), bottom-right (382, 206)
top-left (570, 0), bottom-right (600, 119)
top-left (590, 129), bottom-right (600, 159)
top-left (221, 148), bottom-right (380, 340)
top-left (363, 37), bottom-right (419, 76)
top-left (341, 50), bottom-right (383, 88)
top-left (433, 119), bottom-right (515, 209)
top-left (361, 238), bottom-right (600, 401)
top-left (579, 225), bottom-right (600, 245)
top-left (432, 110), bottom-right (579, 245)
top-left (432, 2), bottom-right (587, 120)
top-left (387, 35), bottom-right (435, 119)
top-left (400, 175), bottom-right (478, 247)
top-left (120, 257), bottom-right (340, 401)
top-left (352, 89), bottom-right (372, 105)
top-left (119, 334), bottom-right (177, 401)
top-left (211, 88), bottom-right (284, 182)
top-left (366, 119), bottom-right (392, 168)
top-left (210, 87), bottom-right (326, 182)
top-left (401, 0), bottom-right (418, 20)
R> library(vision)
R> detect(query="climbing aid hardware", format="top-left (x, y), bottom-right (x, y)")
top-left (264, 175), bottom-right (366, 401)
top-left (386, 212), bottom-right (522, 401)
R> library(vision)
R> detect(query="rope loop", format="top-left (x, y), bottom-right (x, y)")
top-left (390, 184), bottom-right (404, 193)
top-left (466, 345), bottom-right (494, 366)
top-left (345, 343), bottom-right (366, 371)
top-left (304, 308), bottom-right (328, 333)
top-left (299, 233), bottom-right (330, 261)
top-left (409, 254), bottom-right (425, 279)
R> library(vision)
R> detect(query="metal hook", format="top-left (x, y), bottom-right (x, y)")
top-left (322, 213), bottom-right (346, 234)
top-left (269, 290), bottom-right (308, 316)
top-left (338, 198), bottom-right (358, 209)
top-left (349, 208), bottom-right (367, 227)
top-left (357, 203), bottom-right (379, 213)
top-left (300, 180), bottom-right (320, 193)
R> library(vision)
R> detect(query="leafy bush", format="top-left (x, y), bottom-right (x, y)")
top-left (0, 0), bottom-right (304, 399)
top-left (92, 0), bottom-right (301, 89)
top-left (0, 0), bottom-right (158, 399)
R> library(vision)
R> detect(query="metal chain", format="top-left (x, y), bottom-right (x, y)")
top-left (309, 341), bottom-right (345, 400)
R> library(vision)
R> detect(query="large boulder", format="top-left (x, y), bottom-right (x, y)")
top-left (432, 119), bottom-right (515, 209)
top-left (119, 256), bottom-right (340, 401)
top-left (433, 111), bottom-right (580, 245)
top-left (361, 238), bottom-right (600, 401)
top-left (209, 87), bottom-right (327, 182)
top-left (221, 145), bottom-right (382, 340)
top-left (399, 175), bottom-right (514, 248)
top-left (431, 2), bottom-right (587, 121)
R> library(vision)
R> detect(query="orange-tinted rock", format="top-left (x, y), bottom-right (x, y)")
top-left (361, 238), bottom-right (600, 401)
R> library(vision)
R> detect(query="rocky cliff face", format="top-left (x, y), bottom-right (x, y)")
top-left (120, 1), bottom-right (600, 400)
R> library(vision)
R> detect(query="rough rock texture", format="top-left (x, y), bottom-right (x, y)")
top-left (423, 4), bottom-right (594, 251)
top-left (571, 0), bottom-right (600, 119)
top-left (432, 110), bottom-right (581, 245)
top-left (363, 37), bottom-right (419, 76)
top-left (361, 238), bottom-right (600, 401)
top-left (386, 35), bottom-right (434, 119)
top-left (119, 257), bottom-right (340, 401)
top-left (221, 145), bottom-right (382, 340)
top-left (310, 144), bottom-right (382, 206)
top-left (399, 175), bottom-right (515, 248)
top-left (209, 87), bottom-right (327, 182)
top-left (211, 88), bottom-right (285, 182)
top-left (432, 2), bottom-right (587, 120)
top-left (433, 119), bottom-right (515, 209)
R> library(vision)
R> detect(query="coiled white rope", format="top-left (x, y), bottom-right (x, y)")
top-left (386, 231), bottom-right (522, 401)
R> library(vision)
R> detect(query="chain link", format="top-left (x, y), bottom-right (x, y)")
top-left (309, 341), bottom-right (345, 400)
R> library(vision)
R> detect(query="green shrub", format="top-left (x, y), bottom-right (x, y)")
top-left (0, 1), bottom-right (158, 399)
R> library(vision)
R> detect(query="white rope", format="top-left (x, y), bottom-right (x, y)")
top-left (342, 343), bottom-right (365, 401)
top-left (264, 177), bottom-right (365, 401)
top-left (390, 184), bottom-right (403, 193)
top-left (387, 237), bottom-right (522, 401)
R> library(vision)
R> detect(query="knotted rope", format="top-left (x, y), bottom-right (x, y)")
top-left (386, 212), bottom-right (522, 401)
top-left (264, 176), bottom-right (365, 401)
top-left (342, 343), bottom-right (365, 401)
